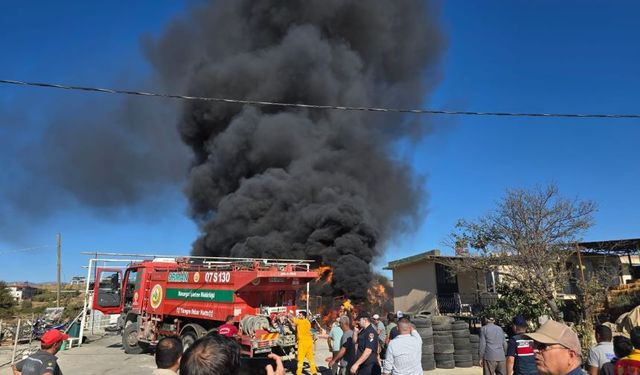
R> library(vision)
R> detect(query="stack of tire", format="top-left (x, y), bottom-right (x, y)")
top-left (451, 320), bottom-right (473, 368)
top-left (469, 334), bottom-right (481, 366)
top-left (413, 315), bottom-right (435, 371)
top-left (432, 316), bottom-right (455, 369)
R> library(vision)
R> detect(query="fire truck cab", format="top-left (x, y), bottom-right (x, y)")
top-left (91, 256), bottom-right (316, 357)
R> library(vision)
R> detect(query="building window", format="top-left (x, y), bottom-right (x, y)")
top-left (485, 271), bottom-right (498, 293)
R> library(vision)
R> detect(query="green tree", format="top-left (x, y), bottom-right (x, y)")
top-left (479, 282), bottom-right (555, 328)
top-left (449, 184), bottom-right (596, 321)
top-left (0, 280), bottom-right (16, 315)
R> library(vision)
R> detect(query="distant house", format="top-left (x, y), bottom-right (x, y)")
top-left (385, 249), bottom-right (498, 315)
top-left (6, 283), bottom-right (38, 303)
top-left (386, 239), bottom-right (640, 316)
top-left (70, 276), bottom-right (86, 285)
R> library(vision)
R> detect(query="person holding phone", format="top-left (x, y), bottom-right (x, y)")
top-left (351, 311), bottom-right (379, 375)
top-left (180, 334), bottom-right (285, 375)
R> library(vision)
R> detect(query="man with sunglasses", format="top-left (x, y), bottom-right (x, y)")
top-left (524, 320), bottom-right (582, 375)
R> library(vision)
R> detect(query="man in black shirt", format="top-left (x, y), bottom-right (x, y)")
top-left (13, 329), bottom-right (68, 375)
top-left (351, 311), bottom-right (378, 375)
top-left (327, 316), bottom-right (356, 375)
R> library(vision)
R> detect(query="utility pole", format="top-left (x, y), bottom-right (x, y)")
top-left (57, 233), bottom-right (61, 308)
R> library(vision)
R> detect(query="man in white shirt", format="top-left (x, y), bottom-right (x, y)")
top-left (382, 317), bottom-right (422, 375)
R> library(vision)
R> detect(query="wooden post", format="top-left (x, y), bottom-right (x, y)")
top-left (11, 318), bottom-right (21, 365)
top-left (57, 233), bottom-right (61, 308)
top-left (575, 244), bottom-right (586, 285)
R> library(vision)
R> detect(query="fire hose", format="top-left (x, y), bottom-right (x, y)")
top-left (239, 315), bottom-right (271, 336)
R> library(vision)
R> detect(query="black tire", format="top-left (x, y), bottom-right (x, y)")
top-left (432, 316), bottom-right (453, 325)
top-left (422, 353), bottom-right (435, 362)
top-left (452, 321), bottom-right (468, 329)
top-left (452, 329), bottom-right (470, 338)
top-left (434, 352), bottom-right (453, 361)
top-left (432, 323), bottom-right (452, 331)
top-left (413, 317), bottom-right (432, 328)
top-left (181, 330), bottom-right (198, 352)
top-left (436, 360), bottom-right (455, 369)
top-left (417, 327), bottom-right (433, 338)
top-left (433, 331), bottom-right (453, 337)
top-left (456, 360), bottom-right (474, 368)
top-left (454, 353), bottom-right (473, 361)
top-left (422, 360), bottom-right (436, 371)
top-left (433, 336), bottom-right (453, 345)
top-left (453, 338), bottom-right (470, 347)
top-left (434, 343), bottom-right (454, 354)
top-left (422, 343), bottom-right (435, 354)
top-left (454, 349), bottom-right (472, 355)
top-left (122, 323), bottom-right (146, 354)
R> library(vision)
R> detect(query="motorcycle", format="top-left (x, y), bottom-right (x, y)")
top-left (30, 318), bottom-right (68, 340)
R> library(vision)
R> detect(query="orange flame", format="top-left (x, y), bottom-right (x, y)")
top-left (366, 281), bottom-right (389, 312)
top-left (315, 266), bottom-right (333, 285)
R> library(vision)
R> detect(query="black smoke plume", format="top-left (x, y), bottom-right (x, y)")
top-left (146, 0), bottom-right (444, 301)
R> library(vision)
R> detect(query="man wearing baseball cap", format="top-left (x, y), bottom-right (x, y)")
top-left (12, 328), bottom-right (68, 375)
top-left (524, 320), bottom-right (582, 375)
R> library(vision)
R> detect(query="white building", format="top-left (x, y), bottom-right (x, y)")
top-left (6, 283), bottom-right (38, 303)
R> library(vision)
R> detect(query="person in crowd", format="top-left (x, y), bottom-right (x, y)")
top-left (614, 326), bottom-right (640, 374)
top-left (351, 311), bottom-right (379, 375)
top-left (600, 336), bottom-right (633, 375)
top-left (388, 312), bottom-right (404, 342)
top-left (328, 318), bottom-right (345, 374)
top-left (587, 325), bottom-right (615, 375)
top-left (12, 329), bottom-right (68, 375)
top-left (153, 336), bottom-right (183, 375)
top-left (525, 320), bottom-right (582, 375)
top-left (180, 333), bottom-right (285, 375)
top-left (382, 317), bottom-right (422, 375)
top-left (373, 314), bottom-right (386, 361)
top-left (217, 315), bottom-right (239, 338)
top-left (288, 310), bottom-right (318, 375)
top-left (327, 315), bottom-right (356, 375)
top-left (480, 317), bottom-right (507, 375)
top-left (506, 316), bottom-right (537, 375)
top-left (385, 313), bottom-right (397, 346)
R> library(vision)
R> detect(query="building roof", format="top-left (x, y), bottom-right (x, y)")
top-left (579, 238), bottom-right (640, 254)
top-left (384, 249), bottom-right (461, 270)
top-left (386, 238), bottom-right (640, 270)
top-left (6, 283), bottom-right (37, 289)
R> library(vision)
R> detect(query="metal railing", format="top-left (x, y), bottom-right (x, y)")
top-left (437, 292), bottom-right (499, 315)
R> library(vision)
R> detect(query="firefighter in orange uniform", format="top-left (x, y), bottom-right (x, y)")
top-left (289, 310), bottom-right (318, 375)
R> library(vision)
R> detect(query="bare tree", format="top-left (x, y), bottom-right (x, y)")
top-left (448, 184), bottom-right (597, 321)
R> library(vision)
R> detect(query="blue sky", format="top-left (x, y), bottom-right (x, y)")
top-left (1, 1), bottom-right (639, 282)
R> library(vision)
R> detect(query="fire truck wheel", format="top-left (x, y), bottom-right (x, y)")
top-left (181, 331), bottom-right (197, 352)
top-left (122, 323), bottom-right (146, 354)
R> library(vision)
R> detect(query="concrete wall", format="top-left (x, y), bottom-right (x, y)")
top-left (392, 261), bottom-right (437, 314)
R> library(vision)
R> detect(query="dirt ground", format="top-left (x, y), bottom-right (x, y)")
top-left (0, 333), bottom-right (481, 374)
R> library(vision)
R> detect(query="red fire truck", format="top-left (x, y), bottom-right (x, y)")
top-left (91, 256), bottom-right (317, 357)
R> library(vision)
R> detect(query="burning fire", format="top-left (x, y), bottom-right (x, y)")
top-left (315, 266), bottom-right (333, 285)
top-left (366, 280), bottom-right (391, 313)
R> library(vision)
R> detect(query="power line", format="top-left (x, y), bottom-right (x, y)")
top-left (1, 78), bottom-right (639, 119)
top-left (0, 245), bottom-right (52, 256)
